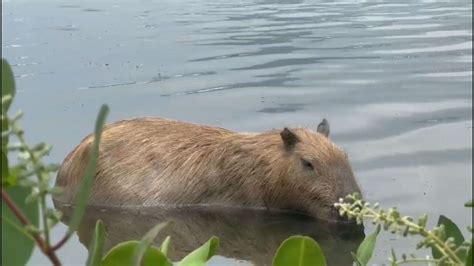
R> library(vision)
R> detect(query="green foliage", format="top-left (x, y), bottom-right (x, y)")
top-left (1, 59), bottom-right (16, 113)
top-left (1, 114), bottom-right (9, 151)
top-left (2, 186), bottom-right (39, 266)
top-left (272, 235), bottom-right (326, 266)
top-left (465, 200), bottom-right (473, 208)
top-left (101, 241), bottom-right (172, 266)
top-left (100, 232), bottom-right (218, 266)
top-left (179, 236), bottom-right (220, 266)
top-left (161, 236), bottom-right (172, 256)
top-left (390, 248), bottom-right (397, 266)
top-left (1, 58), bottom-right (226, 266)
top-left (353, 225), bottom-right (380, 266)
top-left (433, 215), bottom-right (467, 263)
top-left (1, 61), bottom-right (15, 184)
top-left (132, 222), bottom-right (170, 266)
top-left (335, 193), bottom-right (473, 266)
top-left (2, 60), bottom-right (38, 266)
top-left (86, 220), bottom-right (106, 266)
top-left (67, 105), bottom-right (109, 235)
top-left (1, 150), bottom-right (13, 186)
top-left (466, 242), bottom-right (472, 266)
top-left (1, 59), bottom-right (108, 265)
top-left (2, 59), bottom-right (15, 186)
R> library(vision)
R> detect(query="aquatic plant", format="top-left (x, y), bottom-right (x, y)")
top-left (335, 193), bottom-right (473, 266)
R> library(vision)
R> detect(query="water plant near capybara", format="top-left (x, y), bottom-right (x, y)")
top-left (54, 117), bottom-right (361, 221)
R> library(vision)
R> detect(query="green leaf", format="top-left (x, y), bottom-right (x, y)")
top-left (1, 150), bottom-right (10, 186)
top-left (3, 165), bottom-right (18, 187)
top-left (351, 252), bottom-right (363, 266)
top-left (67, 105), bottom-right (108, 234)
top-left (1, 115), bottom-right (8, 148)
top-left (356, 225), bottom-right (381, 265)
top-left (101, 241), bottom-right (172, 266)
top-left (179, 236), bottom-right (220, 266)
top-left (466, 242), bottom-right (472, 266)
top-left (390, 248), bottom-right (397, 266)
top-left (2, 59), bottom-right (16, 113)
top-left (132, 222), bottom-right (169, 266)
top-left (161, 236), bottom-right (171, 257)
top-left (433, 215), bottom-right (466, 261)
top-left (465, 200), bottom-right (473, 208)
top-left (1, 59), bottom-right (15, 147)
top-left (272, 235), bottom-right (326, 266)
top-left (86, 220), bottom-right (106, 266)
top-left (1, 186), bottom-right (39, 266)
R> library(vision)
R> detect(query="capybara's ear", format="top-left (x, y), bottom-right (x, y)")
top-left (280, 128), bottom-right (299, 149)
top-left (317, 118), bottom-right (330, 137)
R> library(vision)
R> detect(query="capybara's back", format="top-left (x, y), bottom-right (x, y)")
top-left (54, 117), bottom-right (361, 221)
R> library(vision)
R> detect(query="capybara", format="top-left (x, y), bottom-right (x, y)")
top-left (54, 117), bottom-right (362, 221)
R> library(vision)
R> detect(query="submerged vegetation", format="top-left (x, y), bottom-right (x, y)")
top-left (1, 59), bottom-right (472, 265)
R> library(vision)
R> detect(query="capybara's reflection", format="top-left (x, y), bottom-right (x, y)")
top-left (57, 204), bottom-right (364, 265)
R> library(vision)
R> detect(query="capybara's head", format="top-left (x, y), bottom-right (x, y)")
top-left (277, 119), bottom-right (361, 222)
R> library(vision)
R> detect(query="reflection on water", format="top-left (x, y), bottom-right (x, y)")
top-left (56, 204), bottom-right (364, 265)
top-left (2, 0), bottom-right (471, 264)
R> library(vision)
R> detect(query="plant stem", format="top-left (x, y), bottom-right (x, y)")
top-left (369, 208), bottom-right (463, 265)
top-left (15, 129), bottom-right (51, 246)
top-left (51, 232), bottom-right (70, 251)
top-left (1, 189), bottom-right (44, 247)
top-left (40, 192), bottom-right (50, 245)
top-left (394, 258), bottom-right (438, 265)
top-left (338, 203), bottom-right (464, 265)
top-left (2, 189), bottom-right (61, 266)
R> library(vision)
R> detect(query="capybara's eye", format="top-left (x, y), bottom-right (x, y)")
top-left (301, 159), bottom-right (314, 170)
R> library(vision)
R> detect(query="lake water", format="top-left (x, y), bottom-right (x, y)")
top-left (2, 0), bottom-right (472, 265)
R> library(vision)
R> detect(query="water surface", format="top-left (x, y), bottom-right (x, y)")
top-left (2, 0), bottom-right (472, 265)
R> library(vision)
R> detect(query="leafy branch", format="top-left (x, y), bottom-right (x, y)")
top-left (2, 57), bottom-right (111, 266)
top-left (1, 188), bottom-right (61, 264)
top-left (2, 59), bottom-right (222, 266)
top-left (1, 98), bottom-right (109, 266)
top-left (335, 193), bottom-right (472, 266)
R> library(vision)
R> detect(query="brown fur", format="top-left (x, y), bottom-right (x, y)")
top-left (54, 117), bottom-right (361, 220)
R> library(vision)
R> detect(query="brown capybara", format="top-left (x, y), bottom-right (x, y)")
top-left (54, 117), bottom-right (362, 221)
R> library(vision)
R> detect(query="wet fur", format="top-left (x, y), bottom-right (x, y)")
top-left (54, 117), bottom-right (361, 219)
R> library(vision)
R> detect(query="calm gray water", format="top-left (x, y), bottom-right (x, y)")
top-left (2, 0), bottom-right (472, 265)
